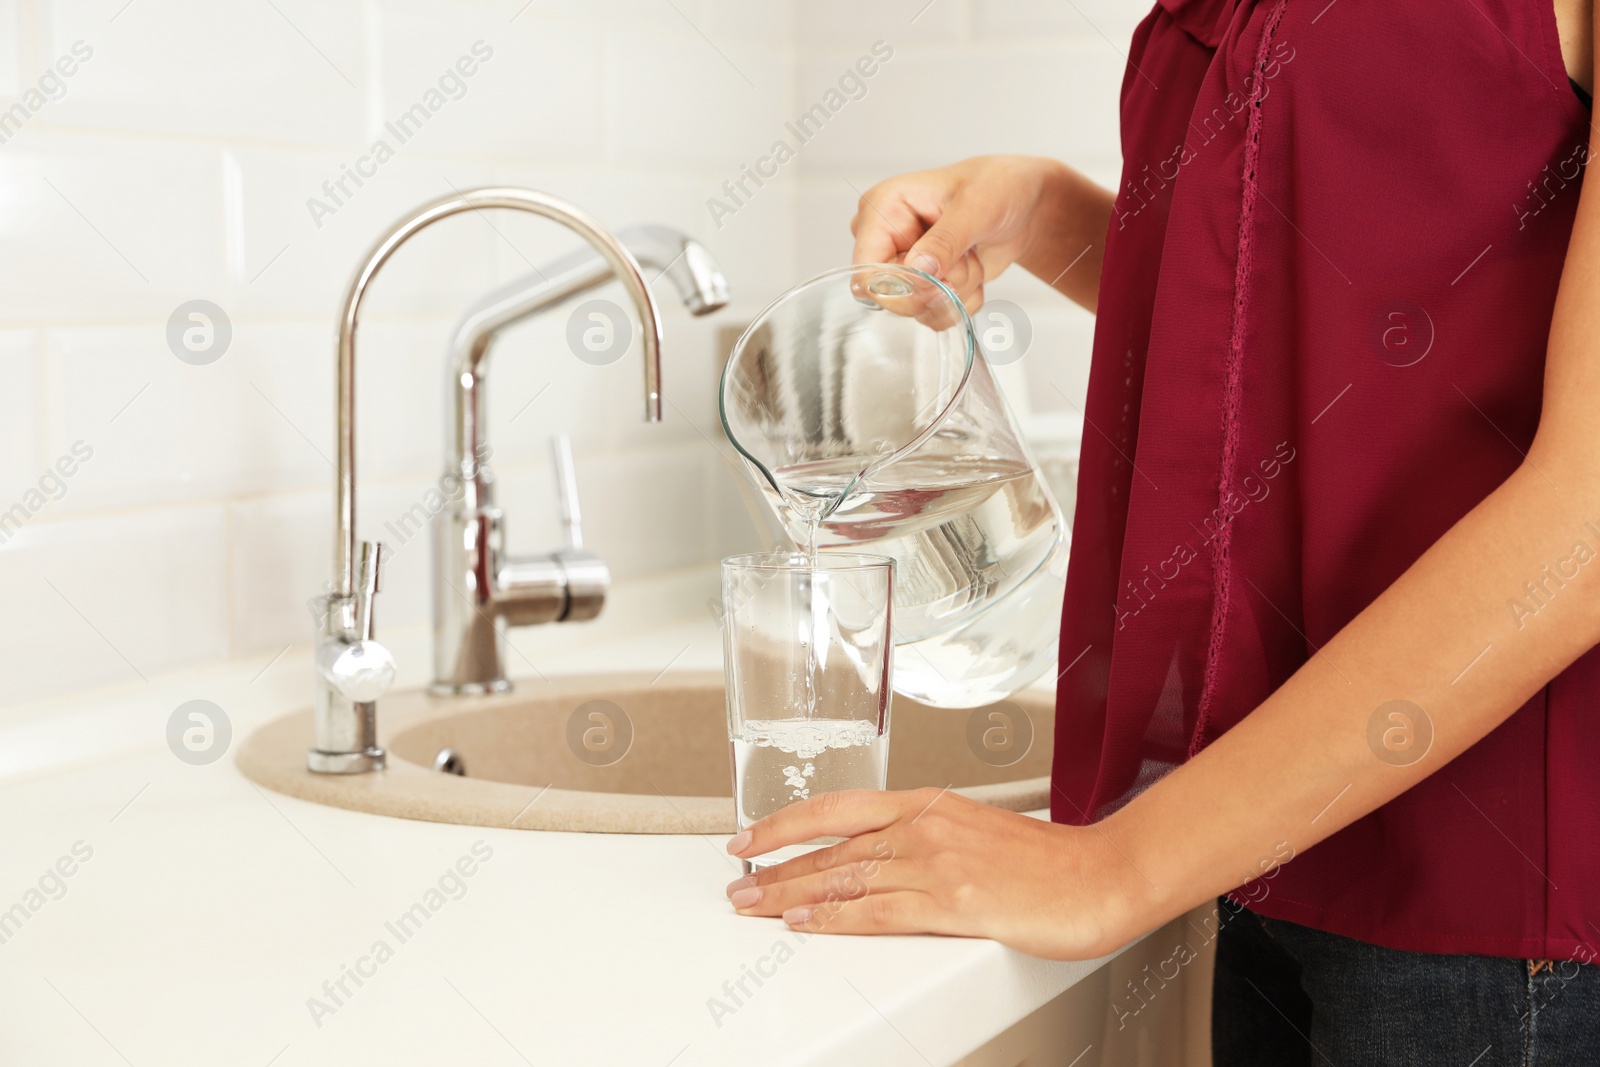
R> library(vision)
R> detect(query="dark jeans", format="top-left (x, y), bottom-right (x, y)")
top-left (1213, 897), bottom-right (1600, 1066)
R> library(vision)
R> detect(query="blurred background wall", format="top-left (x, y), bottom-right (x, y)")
top-left (0, 0), bottom-right (1140, 707)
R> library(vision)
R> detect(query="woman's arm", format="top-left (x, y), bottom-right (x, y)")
top-left (725, 137), bottom-right (1600, 959)
top-left (849, 155), bottom-right (1115, 313)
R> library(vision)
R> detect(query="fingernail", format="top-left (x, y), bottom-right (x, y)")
top-left (783, 907), bottom-right (813, 926)
top-left (908, 252), bottom-right (940, 278)
top-left (730, 886), bottom-right (762, 908)
top-left (726, 830), bottom-right (752, 855)
top-left (724, 874), bottom-right (756, 898)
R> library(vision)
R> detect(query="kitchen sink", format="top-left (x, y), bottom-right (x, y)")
top-left (238, 672), bottom-right (1055, 834)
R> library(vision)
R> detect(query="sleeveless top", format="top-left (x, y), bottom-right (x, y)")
top-left (1049, 0), bottom-right (1597, 959)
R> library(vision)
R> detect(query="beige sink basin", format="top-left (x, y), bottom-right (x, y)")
top-left (238, 671), bottom-right (1055, 834)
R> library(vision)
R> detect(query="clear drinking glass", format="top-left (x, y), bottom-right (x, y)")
top-left (721, 551), bottom-right (894, 871)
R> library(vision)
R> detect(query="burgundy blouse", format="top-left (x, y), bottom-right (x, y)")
top-left (1050, 0), bottom-right (1598, 959)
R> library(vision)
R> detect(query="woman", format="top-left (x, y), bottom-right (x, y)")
top-left (725, 0), bottom-right (1600, 1061)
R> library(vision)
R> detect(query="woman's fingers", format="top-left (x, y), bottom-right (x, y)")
top-left (848, 155), bottom-right (1063, 318)
top-left (902, 193), bottom-right (990, 282)
top-left (850, 185), bottom-right (928, 264)
top-left (846, 169), bottom-right (1003, 313)
top-left (957, 275), bottom-right (985, 316)
top-left (730, 853), bottom-right (912, 917)
top-left (924, 252), bottom-right (984, 315)
top-left (729, 832), bottom-right (894, 894)
top-left (728, 788), bottom-right (919, 859)
top-left (780, 890), bottom-right (948, 936)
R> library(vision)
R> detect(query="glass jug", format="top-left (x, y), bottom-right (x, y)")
top-left (719, 263), bottom-right (1068, 708)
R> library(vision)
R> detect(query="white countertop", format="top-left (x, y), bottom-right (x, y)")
top-left (0, 569), bottom-right (1121, 1067)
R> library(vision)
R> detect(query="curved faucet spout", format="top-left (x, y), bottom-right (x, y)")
top-left (331, 187), bottom-right (664, 598)
top-left (443, 224), bottom-right (729, 511)
top-left (450, 226), bottom-right (727, 363)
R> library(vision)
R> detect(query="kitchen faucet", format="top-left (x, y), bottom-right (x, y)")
top-left (307, 188), bottom-right (729, 775)
top-left (432, 224), bottom-right (729, 696)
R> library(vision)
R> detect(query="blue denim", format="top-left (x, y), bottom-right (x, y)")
top-left (1213, 897), bottom-right (1600, 1065)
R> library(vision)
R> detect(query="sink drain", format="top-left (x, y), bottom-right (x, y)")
top-left (433, 748), bottom-right (467, 776)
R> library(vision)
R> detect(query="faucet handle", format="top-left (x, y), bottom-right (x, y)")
top-left (317, 636), bottom-right (396, 704)
top-left (355, 540), bottom-right (384, 640)
top-left (318, 540), bottom-right (396, 703)
top-left (551, 434), bottom-right (584, 552)
top-left (548, 435), bottom-right (609, 622)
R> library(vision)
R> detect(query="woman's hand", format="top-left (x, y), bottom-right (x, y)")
top-left (850, 155), bottom-right (1113, 313)
top-left (723, 787), bottom-right (1150, 961)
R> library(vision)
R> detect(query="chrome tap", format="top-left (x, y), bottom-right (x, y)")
top-left (308, 188), bottom-right (725, 774)
top-left (309, 540), bottom-right (396, 773)
top-left (431, 225), bottom-right (730, 694)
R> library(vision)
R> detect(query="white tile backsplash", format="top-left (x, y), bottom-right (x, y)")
top-left (531, 0), bottom-right (709, 34)
top-left (223, 145), bottom-right (497, 319)
top-left (0, 130), bottom-right (226, 322)
top-left (701, 1), bottom-right (794, 47)
top-left (38, 317), bottom-right (447, 511)
top-left (1025, 309), bottom-right (1098, 414)
top-left (0, 506), bottom-right (228, 705)
top-left (793, 178), bottom-right (861, 277)
top-left (791, 0), bottom-right (969, 48)
top-left (971, 0), bottom-right (1151, 45)
top-left (40, 0), bottom-right (366, 146)
top-left (605, 31), bottom-right (788, 172)
top-left (793, 41), bottom-right (1123, 175)
top-left (486, 162), bottom-right (796, 311)
top-left (0, 329), bottom-right (41, 501)
top-left (0, 0), bottom-right (20, 99)
top-left (371, 1), bottom-right (603, 159)
top-left (44, 324), bottom-right (251, 511)
top-left (0, 0), bottom-right (1115, 707)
